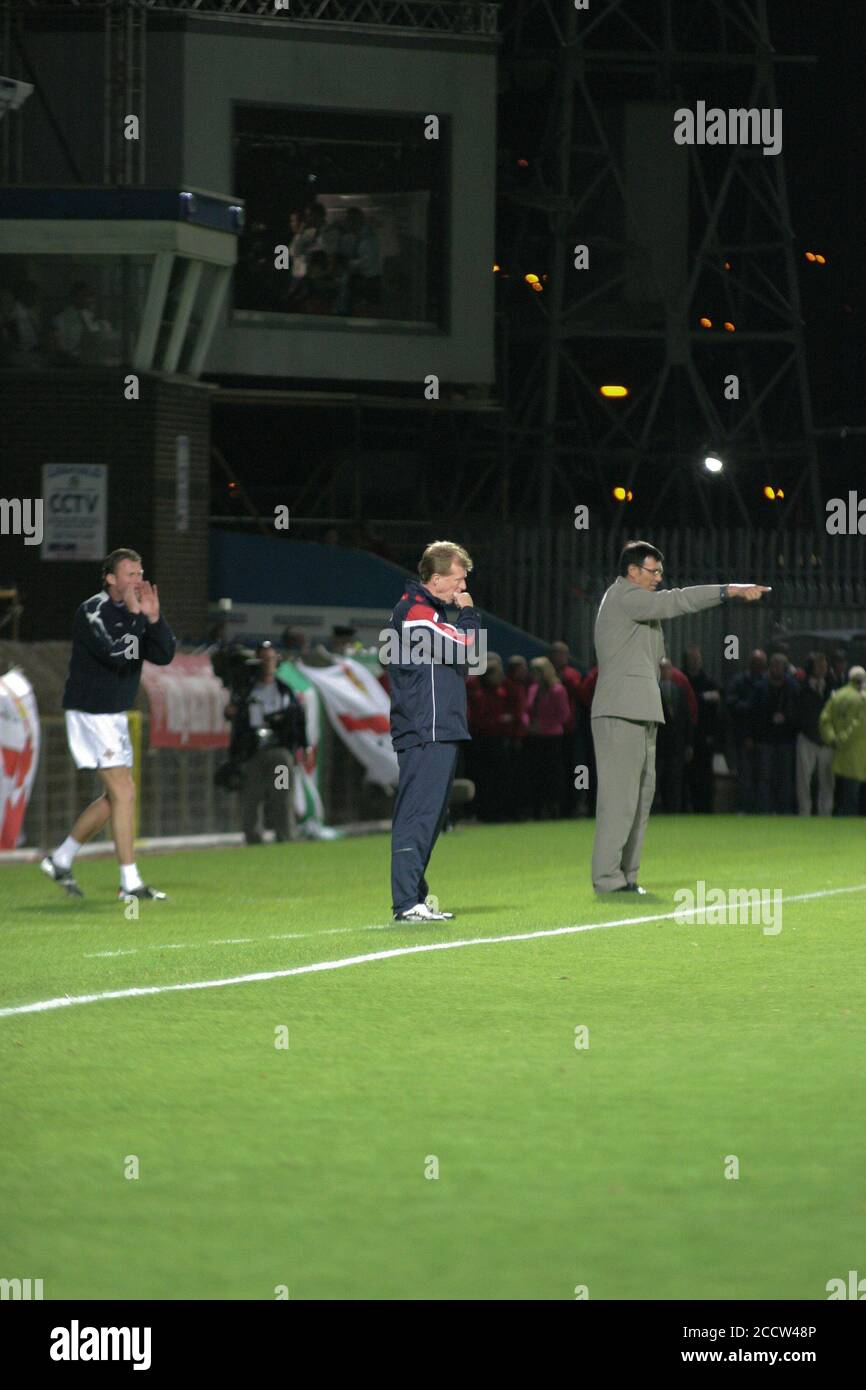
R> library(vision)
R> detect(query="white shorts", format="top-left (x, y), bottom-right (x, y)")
top-left (65, 710), bottom-right (133, 770)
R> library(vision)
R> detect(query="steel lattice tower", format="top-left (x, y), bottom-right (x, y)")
top-left (497, 0), bottom-right (822, 541)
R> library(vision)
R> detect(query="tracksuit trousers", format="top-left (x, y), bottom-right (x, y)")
top-left (391, 741), bottom-right (458, 914)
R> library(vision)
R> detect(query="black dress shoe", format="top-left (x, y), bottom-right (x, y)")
top-left (615, 883), bottom-right (648, 895)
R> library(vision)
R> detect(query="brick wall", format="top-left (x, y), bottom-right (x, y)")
top-left (0, 369), bottom-right (212, 642)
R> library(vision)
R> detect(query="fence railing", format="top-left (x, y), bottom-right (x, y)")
top-left (20, 714), bottom-right (393, 851)
top-left (496, 526), bottom-right (866, 670)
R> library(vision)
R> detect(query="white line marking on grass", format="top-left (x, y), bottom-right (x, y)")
top-left (6, 882), bottom-right (866, 1021)
top-left (83, 924), bottom-right (393, 959)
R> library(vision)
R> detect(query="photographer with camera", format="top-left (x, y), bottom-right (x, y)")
top-left (221, 641), bottom-right (306, 845)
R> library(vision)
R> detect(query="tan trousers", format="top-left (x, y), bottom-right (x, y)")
top-left (591, 717), bottom-right (657, 891)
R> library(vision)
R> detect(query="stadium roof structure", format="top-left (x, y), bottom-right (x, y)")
top-left (8, 0), bottom-right (500, 40)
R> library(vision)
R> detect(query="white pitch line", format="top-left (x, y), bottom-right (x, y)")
top-left (83, 924), bottom-right (393, 960)
top-left (4, 882), bottom-right (866, 1022)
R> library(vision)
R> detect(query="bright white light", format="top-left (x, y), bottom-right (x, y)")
top-left (703, 454), bottom-right (724, 474)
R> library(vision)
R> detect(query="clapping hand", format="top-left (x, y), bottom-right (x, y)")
top-left (139, 581), bottom-right (160, 623)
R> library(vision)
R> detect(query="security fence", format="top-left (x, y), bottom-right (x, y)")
top-left (499, 526), bottom-right (866, 677)
top-left (284, 520), bottom-right (865, 669)
top-left (21, 714), bottom-right (393, 851)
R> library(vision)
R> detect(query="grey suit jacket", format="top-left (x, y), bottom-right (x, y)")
top-left (592, 576), bottom-right (723, 722)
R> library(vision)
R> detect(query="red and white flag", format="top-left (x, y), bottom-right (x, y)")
top-left (299, 657), bottom-right (398, 788)
top-left (140, 652), bottom-right (230, 749)
top-left (0, 669), bottom-right (40, 849)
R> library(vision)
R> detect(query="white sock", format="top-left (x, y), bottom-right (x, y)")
top-left (53, 836), bottom-right (81, 870)
top-left (120, 863), bottom-right (144, 892)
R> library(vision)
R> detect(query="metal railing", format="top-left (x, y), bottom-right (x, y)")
top-left (20, 712), bottom-right (393, 849)
top-left (499, 525), bottom-right (866, 675)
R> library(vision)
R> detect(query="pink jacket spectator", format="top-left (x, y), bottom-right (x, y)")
top-left (526, 681), bottom-right (570, 737)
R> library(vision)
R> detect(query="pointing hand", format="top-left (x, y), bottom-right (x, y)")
top-left (727, 584), bottom-right (771, 602)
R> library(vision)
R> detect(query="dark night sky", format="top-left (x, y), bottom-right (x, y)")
top-left (770, 0), bottom-right (865, 422)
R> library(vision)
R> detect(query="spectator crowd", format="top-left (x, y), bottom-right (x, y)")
top-left (284, 200), bottom-right (382, 317)
top-left (1, 279), bottom-right (116, 368)
top-left (462, 639), bottom-right (866, 821)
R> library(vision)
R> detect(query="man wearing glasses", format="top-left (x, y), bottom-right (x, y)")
top-left (591, 540), bottom-right (769, 893)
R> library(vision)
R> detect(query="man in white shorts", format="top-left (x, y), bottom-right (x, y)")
top-left (41, 547), bottom-right (176, 900)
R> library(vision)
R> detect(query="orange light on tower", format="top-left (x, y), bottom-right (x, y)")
top-left (805, 252), bottom-right (816, 262)
top-left (764, 486), bottom-right (777, 500)
top-left (699, 317), bottom-right (712, 328)
top-left (493, 263), bottom-right (500, 273)
top-left (524, 273), bottom-right (539, 284)
top-left (723, 321), bottom-right (735, 332)
top-left (815, 254), bottom-right (826, 265)
top-left (613, 486), bottom-right (627, 501)
top-left (517, 158), bottom-right (529, 168)
top-left (600, 385), bottom-right (629, 398)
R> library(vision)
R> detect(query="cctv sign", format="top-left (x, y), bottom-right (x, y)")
top-left (41, 464), bottom-right (107, 561)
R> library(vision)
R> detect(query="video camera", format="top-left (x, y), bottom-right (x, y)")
top-left (210, 643), bottom-right (261, 699)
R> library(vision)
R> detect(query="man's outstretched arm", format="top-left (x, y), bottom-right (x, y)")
top-left (620, 582), bottom-right (770, 621)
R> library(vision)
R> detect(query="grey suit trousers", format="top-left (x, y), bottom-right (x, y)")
top-left (591, 716), bottom-right (657, 891)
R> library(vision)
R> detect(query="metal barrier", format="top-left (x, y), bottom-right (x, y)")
top-left (21, 712), bottom-right (393, 849)
top-left (23, 716), bottom-right (242, 849)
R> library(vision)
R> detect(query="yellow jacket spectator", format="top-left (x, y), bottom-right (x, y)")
top-left (819, 668), bottom-right (866, 781)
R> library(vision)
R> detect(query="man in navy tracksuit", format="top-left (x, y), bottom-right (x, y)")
top-left (41, 547), bottom-right (176, 901)
top-left (386, 541), bottom-right (481, 922)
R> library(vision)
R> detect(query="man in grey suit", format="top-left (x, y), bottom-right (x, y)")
top-left (592, 540), bottom-right (769, 893)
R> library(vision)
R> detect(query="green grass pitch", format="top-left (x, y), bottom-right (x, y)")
top-left (1, 816), bottom-right (864, 1301)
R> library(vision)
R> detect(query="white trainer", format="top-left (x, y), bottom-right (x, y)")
top-left (393, 902), bottom-right (451, 923)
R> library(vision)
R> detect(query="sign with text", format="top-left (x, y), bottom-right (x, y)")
top-left (40, 464), bottom-right (107, 562)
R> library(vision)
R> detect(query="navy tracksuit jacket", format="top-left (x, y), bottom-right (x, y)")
top-left (62, 591), bottom-right (176, 713)
top-left (385, 579), bottom-right (481, 912)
